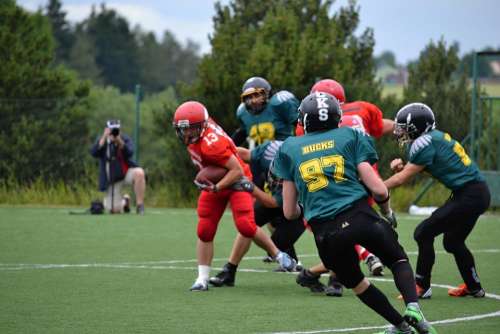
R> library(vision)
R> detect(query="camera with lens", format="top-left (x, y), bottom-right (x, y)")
top-left (106, 119), bottom-right (121, 137)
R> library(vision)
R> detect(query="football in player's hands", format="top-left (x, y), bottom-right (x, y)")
top-left (195, 165), bottom-right (228, 185)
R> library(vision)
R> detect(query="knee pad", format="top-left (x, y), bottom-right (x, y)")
top-left (235, 217), bottom-right (257, 238)
top-left (413, 224), bottom-right (429, 243)
top-left (442, 237), bottom-right (462, 254)
top-left (197, 219), bottom-right (217, 242)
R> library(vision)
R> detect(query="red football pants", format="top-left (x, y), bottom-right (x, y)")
top-left (196, 189), bottom-right (257, 242)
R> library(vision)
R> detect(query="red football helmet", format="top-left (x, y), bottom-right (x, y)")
top-left (173, 101), bottom-right (208, 145)
top-left (310, 79), bottom-right (346, 104)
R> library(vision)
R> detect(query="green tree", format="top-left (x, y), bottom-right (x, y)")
top-left (0, 2), bottom-right (90, 183)
top-left (459, 46), bottom-right (500, 79)
top-left (185, 0), bottom-right (380, 131)
top-left (403, 39), bottom-right (471, 141)
top-left (136, 29), bottom-right (201, 94)
top-left (77, 4), bottom-right (140, 92)
top-left (375, 50), bottom-right (397, 68)
top-left (44, 0), bottom-right (74, 64)
top-left (68, 31), bottom-right (102, 83)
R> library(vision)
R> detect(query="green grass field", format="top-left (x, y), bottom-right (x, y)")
top-left (1, 207), bottom-right (499, 334)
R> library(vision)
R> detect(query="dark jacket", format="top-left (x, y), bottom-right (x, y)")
top-left (90, 134), bottom-right (139, 191)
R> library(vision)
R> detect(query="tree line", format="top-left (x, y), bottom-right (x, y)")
top-left (1, 0), bottom-right (494, 206)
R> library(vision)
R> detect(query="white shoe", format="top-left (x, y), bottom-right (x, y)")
top-left (276, 251), bottom-right (297, 272)
top-left (366, 255), bottom-right (384, 276)
top-left (190, 280), bottom-right (208, 291)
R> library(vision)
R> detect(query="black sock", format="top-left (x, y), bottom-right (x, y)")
top-left (305, 269), bottom-right (320, 278)
top-left (392, 260), bottom-right (418, 304)
top-left (226, 262), bottom-right (238, 273)
top-left (357, 284), bottom-right (404, 326)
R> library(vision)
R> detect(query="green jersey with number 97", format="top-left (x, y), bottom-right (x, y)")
top-left (273, 127), bottom-right (378, 222)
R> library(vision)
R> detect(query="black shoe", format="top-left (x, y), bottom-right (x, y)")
top-left (136, 204), bottom-right (145, 215)
top-left (209, 264), bottom-right (235, 287)
top-left (262, 255), bottom-right (275, 263)
top-left (296, 269), bottom-right (326, 293)
top-left (123, 194), bottom-right (131, 213)
top-left (325, 276), bottom-right (343, 297)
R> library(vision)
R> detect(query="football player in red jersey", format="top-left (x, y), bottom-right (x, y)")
top-left (296, 79), bottom-right (396, 296)
top-left (173, 101), bottom-right (296, 291)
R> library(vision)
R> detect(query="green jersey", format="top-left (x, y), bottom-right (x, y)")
top-left (250, 141), bottom-right (284, 206)
top-left (273, 127), bottom-right (378, 222)
top-left (237, 90), bottom-right (299, 145)
top-left (407, 130), bottom-right (484, 191)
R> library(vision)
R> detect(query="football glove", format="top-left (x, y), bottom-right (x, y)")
top-left (231, 177), bottom-right (254, 192)
top-left (193, 179), bottom-right (218, 192)
top-left (382, 209), bottom-right (398, 229)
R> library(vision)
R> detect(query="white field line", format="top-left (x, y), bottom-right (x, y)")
top-left (3, 249), bottom-right (498, 269)
top-left (262, 311), bottom-right (500, 334)
top-left (1, 251), bottom-right (500, 333)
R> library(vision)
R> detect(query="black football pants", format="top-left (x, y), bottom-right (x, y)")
top-left (309, 199), bottom-right (409, 288)
top-left (254, 202), bottom-right (305, 261)
top-left (413, 181), bottom-right (490, 291)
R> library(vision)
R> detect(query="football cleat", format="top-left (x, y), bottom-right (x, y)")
top-left (262, 255), bottom-right (276, 263)
top-left (275, 251), bottom-right (297, 272)
top-left (209, 264), bottom-right (235, 287)
top-left (325, 275), bottom-right (343, 297)
top-left (273, 260), bottom-right (303, 272)
top-left (373, 323), bottom-right (415, 334)
top-left (296, 269), bottom-right (326, 293)
top-left (398, 284), bottom-right (432, 300)
top-left (190, 280), bottom-right (208, 291)
top-left (448, 283), bottom-right (485, 298)
top-left (366, 255), bottom-right (384, 276)
top-left (403, 305), bottom-right (437, 334)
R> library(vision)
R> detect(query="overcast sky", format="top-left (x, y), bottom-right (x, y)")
top-left (18, 0), bottom-right (500, 64)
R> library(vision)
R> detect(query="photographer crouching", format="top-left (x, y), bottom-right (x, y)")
top-left (90, 120), bottom-right (146, 214)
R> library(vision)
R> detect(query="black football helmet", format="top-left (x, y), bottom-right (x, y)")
top-left (298, 92), bottom-right (342, 133)
top-left (240, 77), bottom-right (272, 114)
top-left (394, 102), bottom-right (436, 146)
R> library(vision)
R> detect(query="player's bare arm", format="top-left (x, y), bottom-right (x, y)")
top-left (384, 162), bottom-right (425, 189)
top-left (382, 119), bottom-right (395, 135)
top-left (252, 185), bottom-right (279, 208)
top-left (357, 162), bottom-right (391, 214)
top-left (236, 147), bottom-right (251, 162)
top-left (282, 180), bottom-right (301, 220)
top-left (216, 154), bottom-right (244, 191)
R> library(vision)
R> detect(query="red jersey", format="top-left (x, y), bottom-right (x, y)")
top-left (341, 101), bottom-right (384, 138)
top-left (188, 119), bottom-right (252, 178)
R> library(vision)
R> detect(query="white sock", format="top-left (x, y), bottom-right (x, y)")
top-left (196, 265), bottom-right (210, 283)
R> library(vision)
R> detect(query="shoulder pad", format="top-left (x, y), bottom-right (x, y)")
top-left (263, 140), bottom-right (284, 161)
top-left (236, 102), bottom-right (247, 117)
top-left (351, 127), bottom-right (369, 137)
top-left (270, 90), bottom-right (297, 106)
top-left (409, 134), bottom-right (432, 158)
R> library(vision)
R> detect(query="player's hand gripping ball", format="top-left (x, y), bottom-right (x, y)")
top-left (194, 165), bottom-right (227, 192)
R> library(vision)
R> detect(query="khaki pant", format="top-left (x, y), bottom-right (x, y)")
top-left (103, 168), bottom-right (141, 212)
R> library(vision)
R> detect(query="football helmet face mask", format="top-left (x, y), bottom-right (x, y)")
top-left (298, 92), bottom-right (342, 133)
top-left (240, 77), bottom-right (272, 114)
top-left (310, 79), bottom-right (346, 104)
top-left (173, 101), bottom-right (209, 145)
top-left (394, 102), bottom-right (436, 146)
